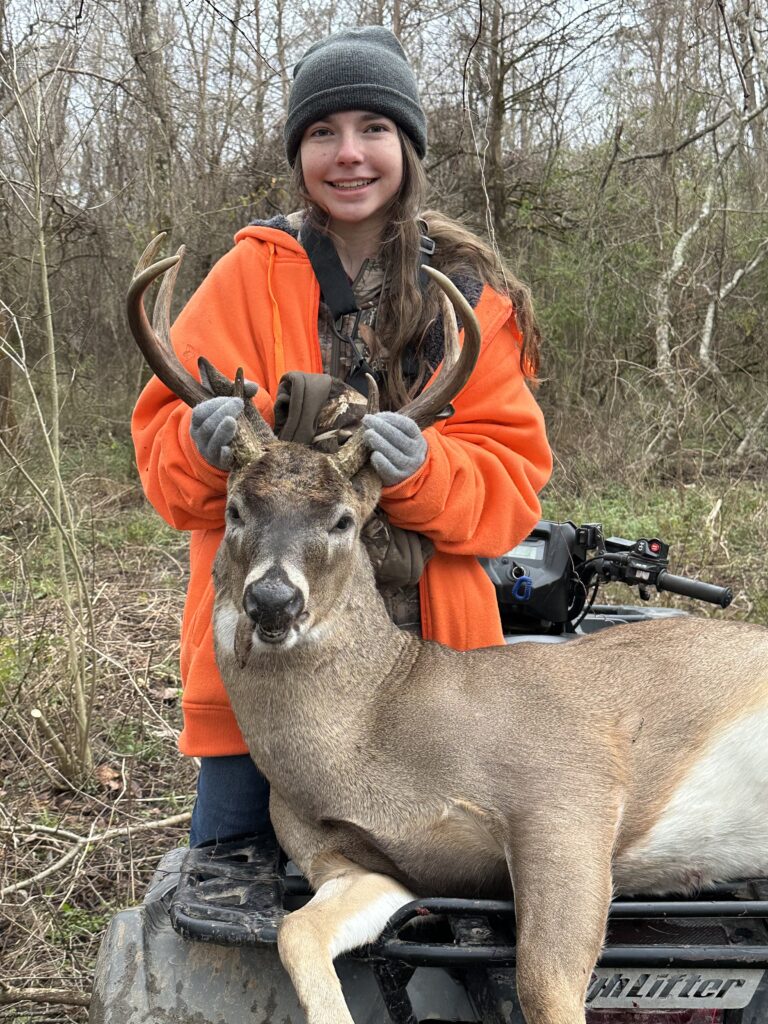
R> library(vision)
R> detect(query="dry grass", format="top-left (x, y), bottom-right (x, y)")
top-left (1, 444), bottom-right (197, 1020)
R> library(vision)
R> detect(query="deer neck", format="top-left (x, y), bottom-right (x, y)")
top-left (216, 546), bottom-right (418, 769)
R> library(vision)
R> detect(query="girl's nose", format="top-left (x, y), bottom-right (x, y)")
top-left (335, 130), bottom-right (364, 164)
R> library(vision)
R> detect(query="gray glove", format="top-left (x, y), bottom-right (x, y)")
top-left (362, 411), bottom-right (428, 486)
top-left (190, 382), bottom-right (258, 470)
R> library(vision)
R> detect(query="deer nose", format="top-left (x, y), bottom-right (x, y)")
top-left (243, 571), bottom-right (305, 631)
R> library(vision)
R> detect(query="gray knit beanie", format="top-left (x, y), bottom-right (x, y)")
top-left (284, 26), bottom-right (427, 165)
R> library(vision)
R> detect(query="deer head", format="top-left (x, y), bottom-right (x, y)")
top-left (127, 234), bottom-right (481, 655)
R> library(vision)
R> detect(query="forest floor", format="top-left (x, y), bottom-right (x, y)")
top-left (1, 438), bottom-right (197, 1022)
top-left (1, 432), bottom-right (766, 1022)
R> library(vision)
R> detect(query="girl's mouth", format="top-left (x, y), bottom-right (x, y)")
top-left (328, 178), bottom-right (377, 191)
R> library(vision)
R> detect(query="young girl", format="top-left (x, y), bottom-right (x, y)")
top-left (132, 26), bottom-right (552, 848)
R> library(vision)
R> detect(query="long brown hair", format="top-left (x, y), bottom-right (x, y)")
top-left (291, 132), bottom-right (541, 407)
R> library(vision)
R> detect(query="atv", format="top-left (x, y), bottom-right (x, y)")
top-left (89, 520), bottom-right (768, 1023)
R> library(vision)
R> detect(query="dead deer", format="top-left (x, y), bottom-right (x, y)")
top-left (128, 236), bottom-right (768, 1024)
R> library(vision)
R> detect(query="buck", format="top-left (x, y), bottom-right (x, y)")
top-left (128, 236), bottom-right (768, 1024)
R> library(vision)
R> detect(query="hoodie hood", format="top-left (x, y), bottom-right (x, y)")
top-left (234, 213), bottom-right (305, 254)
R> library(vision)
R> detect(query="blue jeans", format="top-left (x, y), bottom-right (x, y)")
top-left (189, 754), bottom-right (275, 848)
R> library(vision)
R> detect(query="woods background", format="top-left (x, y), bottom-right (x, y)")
top-left (1, 0), bottom-right (768, 1018)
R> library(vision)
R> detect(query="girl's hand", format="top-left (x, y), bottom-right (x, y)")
top-left (362, 412), bottom-right (427, 486)
top-left (190, 382), bottom-right (258, 470)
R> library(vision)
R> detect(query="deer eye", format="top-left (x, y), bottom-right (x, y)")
top-left (331, 513), bottom-right (354, 533)
top-left (226, 504), bottom-right (241, 522)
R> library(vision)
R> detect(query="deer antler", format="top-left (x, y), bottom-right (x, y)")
top-left (127, 234), bottom-right (210, 407)
top-left (127, 233), bottom-right (275, 467)
top-left (333, 266), bottom-right (482, 478)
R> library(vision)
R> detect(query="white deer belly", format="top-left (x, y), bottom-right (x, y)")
top-left (614, 707), bottom-right (768, 894)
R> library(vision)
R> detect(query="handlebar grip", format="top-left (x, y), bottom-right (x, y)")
top-left (656, 571), bottom-right (733, 608)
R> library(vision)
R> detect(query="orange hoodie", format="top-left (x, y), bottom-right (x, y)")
top-left (132, 221), bottom-right (552, 756)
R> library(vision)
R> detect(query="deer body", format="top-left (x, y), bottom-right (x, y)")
top-left (129, 241), bottom-right (768, 1024)
top-left (208, 447), bottom-right (768, 1024)
top-left (215, 510), bottom-right (768, 901)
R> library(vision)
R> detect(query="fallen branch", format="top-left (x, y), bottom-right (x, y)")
top-left (2, 822), bottom-right (83, 842)
top-left (0, 982), bottom-right (90, 1007)
top-left (1, 842), bottom-right (83, 898)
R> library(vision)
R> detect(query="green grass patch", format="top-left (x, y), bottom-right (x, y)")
top-left (104, 721), bottom-right (164, 760)
top-left (33, 808), bottom-right (61, 830)
top-left (0, 637), bottom-right (20, 695)
top-left (50, 902), bottom-right (113, 946)
top-left (91, 506), bottom-right (181, 550)
top-left (59, 434), bottom-right (138, 485)
top-left (542, 482), bottom-right (721, 547)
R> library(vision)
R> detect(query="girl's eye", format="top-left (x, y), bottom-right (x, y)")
top-left (227, 504), bottom-right (241, 521)
top-left (365, 123), bottom-right (388, 133)
top-left (332, 514), bottom-right (353, 533)
top-left (309, 126), bottom-right (332, 137)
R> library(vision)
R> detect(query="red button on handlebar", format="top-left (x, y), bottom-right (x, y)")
top-left (649, 540), bottom-right (661, 553)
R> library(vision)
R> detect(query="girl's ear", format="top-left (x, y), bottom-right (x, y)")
top-left (351, 464), bottom-right (382, 519)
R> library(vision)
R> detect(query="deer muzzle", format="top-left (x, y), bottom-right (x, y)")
top-left (243, 569), bottom-right (306, 644)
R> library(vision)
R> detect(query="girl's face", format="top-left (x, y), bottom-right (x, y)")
top-left (299, 110), bottom-right (403, 230)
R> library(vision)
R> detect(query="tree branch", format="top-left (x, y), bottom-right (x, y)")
top-left (598, 122), bottom-right (623, 194)
top-left (0, 65), bottom-right (140, 120)
top-left (619, 110), bottom-right (734, 164)
top-left (716, 0), bottom-right (750, 107)
top-left (0, 984), bottom-right (90, 1008)
top-left (622, 96), bottom-right (768, 166)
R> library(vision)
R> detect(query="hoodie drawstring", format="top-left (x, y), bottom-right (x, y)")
top-left (266, 243), bottom-right (286, 381)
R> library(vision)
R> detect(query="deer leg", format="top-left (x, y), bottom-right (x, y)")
top-left (268, 791), bottom-right (415, 1024)
top-left (505, 809), bottom-right (619, 1024)
top-left (277, 855), bottom-right (415, 1024)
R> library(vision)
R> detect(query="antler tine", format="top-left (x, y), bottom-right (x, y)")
top-left (398, 266), bottom-right (481, 429)
top-left (127, 234), bottom-right (209, 407)
top-left (331, 269), bottom-right (481, 480)
top-left (437, 286), bottom-right (460, 371)
top-left (198, 357), bottom-right (279, 446)
top-left (127, 234), bottom-right (275, 468)
top-left (332, 375), bottom-right (380, 478)
top-left (232, 367), bottom-right (277, 461)
top-left (133, 233), bottom-right (169, 275)
top-left (153, 243), bottom-right (184, 349)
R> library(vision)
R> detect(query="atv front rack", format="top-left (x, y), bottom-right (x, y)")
top-left (170, 837), bottom-right (768, 968)
top-left (168, 839), bottom-right (768, 1023)
top-left (375, 896), bottom-right (768, 969)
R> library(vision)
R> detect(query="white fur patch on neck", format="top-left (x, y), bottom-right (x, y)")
top-left (213, 599), bottom-right (240, 651)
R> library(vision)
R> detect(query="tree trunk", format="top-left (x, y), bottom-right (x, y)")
top-left (0, 306), bottom-right (17, 444)
top-left (132, 0), bottom-right (176, 229)
top-left (486, 0), bottom-right (507, 241)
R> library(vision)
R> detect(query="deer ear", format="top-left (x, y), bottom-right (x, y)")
top-left (198, 359), bottom-right (215, 394)
top-left (350, 464), bottom-right (381, 519)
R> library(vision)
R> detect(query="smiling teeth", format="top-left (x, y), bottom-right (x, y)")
top-left (331, 179), bottom-right (375, 189)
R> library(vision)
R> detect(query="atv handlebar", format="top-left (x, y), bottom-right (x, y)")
top-left (491, 521), bottom-right (736, 631)
top-left (577, 535), bottom-right (734, 617)
top-left (656, 571), bottom-right (733, 608)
